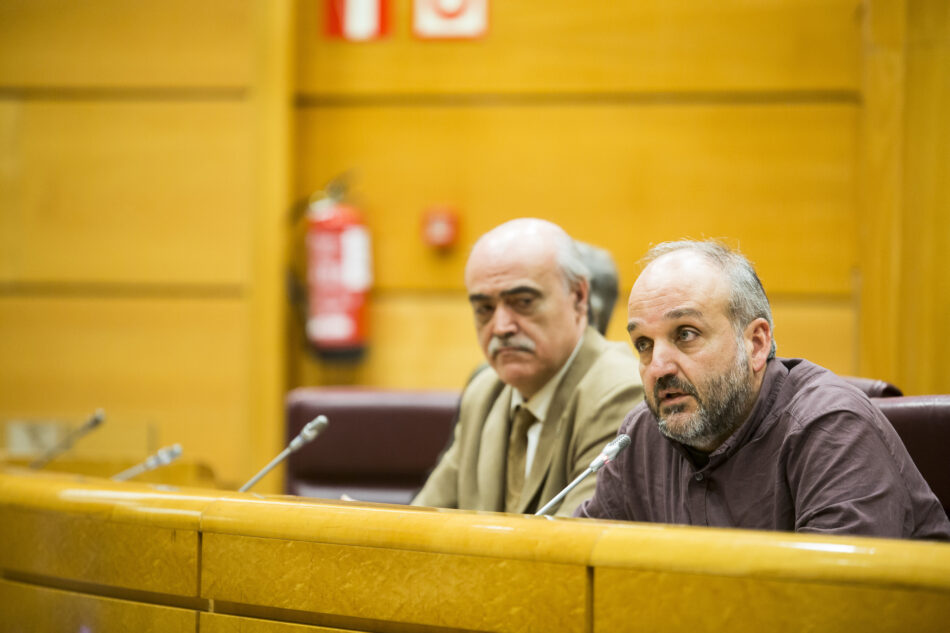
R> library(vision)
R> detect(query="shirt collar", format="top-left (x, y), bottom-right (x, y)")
top-left (510, 335), bottom-right (584, 422)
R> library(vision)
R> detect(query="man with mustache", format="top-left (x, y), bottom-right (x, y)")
top-left (575, 240), bottom-right (950, 539)
top-left (412, 218), bottom-right (643, 516)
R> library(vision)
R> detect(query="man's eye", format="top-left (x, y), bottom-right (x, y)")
top-left (677, 329), bottom-right (698, 342)
top-left (510, 296), bottom-right (536, 311)
top-left (633, 338), bottom-right (652, 353)
top-left (474, 304), bottom-right (494, 318)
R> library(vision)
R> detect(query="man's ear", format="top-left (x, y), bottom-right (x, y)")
top-left (745, 318), bottom-right (772, 372)
top-left (574, 278), bottom-right (590, 316)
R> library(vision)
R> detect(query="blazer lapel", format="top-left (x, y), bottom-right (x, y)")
top-left (516, 329), bottom-right (601, 513)
top-left (477, 383), bottom-right (514, 512)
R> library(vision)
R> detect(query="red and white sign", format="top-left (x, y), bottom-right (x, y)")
top-left (413, 0), bottom-right (488, 39)
top-left (326, 0), bottom-right (390, 41)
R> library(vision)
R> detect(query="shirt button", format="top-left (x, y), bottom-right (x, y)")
top-left (694, 473), bottom-right (704, 482)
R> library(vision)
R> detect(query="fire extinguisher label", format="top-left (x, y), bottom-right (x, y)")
top-left (308, 313), bottom-right (356, 341)
top-left (340, 226), bottom-right (372, 291)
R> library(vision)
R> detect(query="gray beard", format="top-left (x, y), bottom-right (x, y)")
top-left (650, 346), bottom-right (755, 449)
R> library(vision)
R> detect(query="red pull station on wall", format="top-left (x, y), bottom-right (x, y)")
top-left (421, 207), bottom-right (460, 249)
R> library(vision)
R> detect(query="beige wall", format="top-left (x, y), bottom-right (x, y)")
top-left (0, 0), bottom-right (947, 488)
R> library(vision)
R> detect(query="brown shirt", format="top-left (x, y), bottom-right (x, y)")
top-left (576, 358), bottom-right (950, 541)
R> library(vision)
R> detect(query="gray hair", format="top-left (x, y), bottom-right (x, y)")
top-left (557, 236), bottom-right (591, 292)
top-left (642, 240), bottom-right (776, 359)
top-left (574, 241), bottom-right (619, 334)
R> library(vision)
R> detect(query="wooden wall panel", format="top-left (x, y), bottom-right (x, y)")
top-left (0, 0), bottom-right (251, 88)
top-left (0, 2), bottom-right (293, 492)
top-left (290, 292), bottom-right (484, 390)
top-left (0, 99), bottom-right (252, 285)
top-left (297, 0), bottom-right (861, 95)
top-left (296, 103), bottom-right (857, 296)
top-left (771, 299), bottom-right (857, 375)
top-left (0, 296), bottom-right (249, 486)
top-left (294, 0), bottom-right (866, 391)
top-left (291, 294), bottom-right (855, 391)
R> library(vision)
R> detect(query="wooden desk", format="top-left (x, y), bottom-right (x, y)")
top-left (2, 467), bottom-right (948, 632)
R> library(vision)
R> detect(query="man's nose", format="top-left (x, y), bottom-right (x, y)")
top-left (491, 304), bottom-right (519, 335)
top-left (646, 340), bottom-right (678, 378)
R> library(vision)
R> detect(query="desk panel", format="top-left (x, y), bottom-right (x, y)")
top-left (594, 567), bottom-right (950, 633)
top-left (201, 613), bottom-right (353, 633)
top-left (0, 507), bottom-right (198, 597)
top-left (0, 578), bottom-right (195, 633)
top-left (202, 532), bottom-right (587, 633)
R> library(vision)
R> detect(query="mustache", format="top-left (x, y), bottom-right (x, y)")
top-left (654, 374), bottom-right (699, 403)
top-left (488, 334), bottom-right (536, 357)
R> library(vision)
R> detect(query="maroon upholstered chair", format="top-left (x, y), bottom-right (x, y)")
top-left (285, 387), bottom-right (459, 504)
top-left (871, 395), bottom-right (950, 517)
top-left (841, 376), bottom-right (903, 397)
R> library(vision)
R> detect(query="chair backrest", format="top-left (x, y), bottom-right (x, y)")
top-left (285, 387), bottom-right (459, 504)
top-left (871, 395), bottom-right (950, 517)
top-left (841, 376), bottom-right (903, 397)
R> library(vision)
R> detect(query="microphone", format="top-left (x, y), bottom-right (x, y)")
top-left (238, 415), bottom-right (329, 493)
top-left (534, 434), bottom-right (631, 516)
top-left (588, 434), bottom-right (631, 472)
top-left (112, 443), bottom-right (183, 482)
top-left (30, 409), bottom-right (106, 469)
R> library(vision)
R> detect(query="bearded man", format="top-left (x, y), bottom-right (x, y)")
top-left (575, 240), bottom-right (950, 540)
top-left (412, 218), bottom-right (643, 516)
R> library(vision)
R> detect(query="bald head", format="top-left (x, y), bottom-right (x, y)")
top-left (465, 218), bottom-right (590, 399)
top-left (466, 218), bottom-right (589, 291)
top-left (638, 240), bottom-right (776, 359)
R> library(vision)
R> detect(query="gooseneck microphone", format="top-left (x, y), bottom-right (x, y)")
top-left (112, 443), bottom-right (183, 481)
top-left (30, 409), bottom-right (106, 469)
top-left (534, 434), bottom-right (631, 516)
top-left (238, 415), bottom-right (329, 493)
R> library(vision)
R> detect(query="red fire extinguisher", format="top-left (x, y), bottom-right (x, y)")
top-left (305, 190), bottom-right (372, 359)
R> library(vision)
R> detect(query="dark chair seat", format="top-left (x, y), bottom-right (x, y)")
top-left (285, 387), bottom-right (459, 504)
top-left (871, 395), bottom-right (950, 517)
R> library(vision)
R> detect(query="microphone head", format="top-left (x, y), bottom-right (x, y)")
top-left (87, 409), bottom-right (106, 429)
top-left (301, 415), bottom-right (329, 442)
top-left (157, 443), bottom-right (183, 465)
top-left (601, 434), bottom-right (632, 461)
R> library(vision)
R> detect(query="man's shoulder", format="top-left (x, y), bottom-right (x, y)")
top-left (770, 358), bottom-right (881, 427)
top-left (578, 329), bottom-right (641, 381)
top-left (462, 363), bottom-right (503, 399)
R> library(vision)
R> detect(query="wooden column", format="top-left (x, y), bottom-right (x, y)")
top-left (247, 0), bottom-right (294, 493)
top-left (860, 0), bottom-right (950, 394)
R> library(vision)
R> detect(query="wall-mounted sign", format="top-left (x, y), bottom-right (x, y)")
top-left (413, 0), bottom-right (488, 39)
top-left (326, 0), bottom-right (390, 41)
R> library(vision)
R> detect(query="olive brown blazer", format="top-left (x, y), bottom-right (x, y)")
top-left (412, 328), bottom-right (644, 516)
